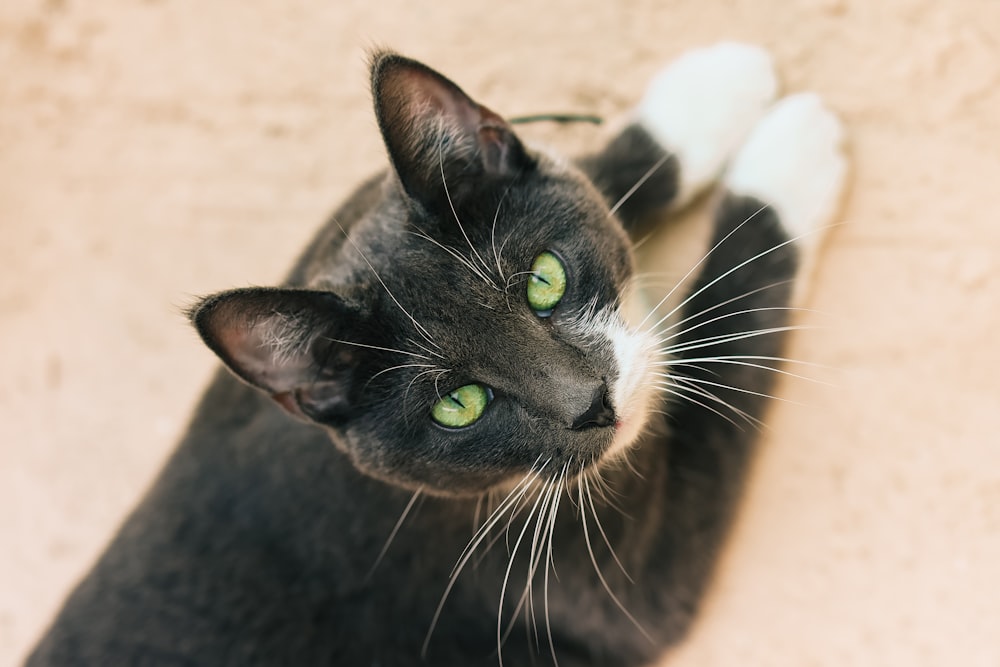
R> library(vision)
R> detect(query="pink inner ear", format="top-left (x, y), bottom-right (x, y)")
top-left (397, 68), bottom-right (519, 175)
top-left (214, 320), bottom-right (250, 358)
top-left (477, 121), bottom-right (515, 175)
top-left (393, 66), bottom-right (483, 135)
top-left (271, 391), bottom-right (308, 421)
top-left (215, 319), bottom-right (265, 371)
top-left (373, 53), bottom-right (529, 201)
top-left (211, 315), bottom-right (306, 394)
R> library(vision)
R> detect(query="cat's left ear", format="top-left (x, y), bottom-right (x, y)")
top-left (190, 287), bottom-right (371, 424)
top-left (371, 51), bottom-right (534, 212)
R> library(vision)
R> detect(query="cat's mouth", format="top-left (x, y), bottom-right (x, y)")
top-left (528, 311), bottom-right (659, 483)
top-left (603, 376), bottom-right (657, 463)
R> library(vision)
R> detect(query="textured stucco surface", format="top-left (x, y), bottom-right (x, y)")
top-left (3, 1), bottom-right (999, 664)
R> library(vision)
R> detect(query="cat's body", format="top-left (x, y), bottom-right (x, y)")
top-left (28, 45), bottom-right (846, 666)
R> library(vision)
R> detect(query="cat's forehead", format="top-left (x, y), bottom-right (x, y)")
top-left (401, 188), bottom-right (626, 297)
top-left (431, 163), bottom-right (623, 264)
top-left (305, 155), bottom-right (632, 335)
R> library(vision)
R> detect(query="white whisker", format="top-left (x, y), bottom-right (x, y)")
top-left (404, 368), bottom-right (450, 406)
top-left (656, 377), bottom-right (764, 429)
top-left (437, 120), bottom-right (497, 288)
top-left (406, 337), bottom-right (445, 360)
top-left (496, 479), bottom-right (552, 667)
top-left (653, 305), bottom-right (815, 348)
top-left (504, 270), bottom-right (536, 292)
top-left (650, 283), bottom-right (808, 344)
top-left (321, 337), bottom-right (429, 360)
top-left (422, 464), bottom-right (543, 659)
top-left (364, 488), bottom-right (423, 581)
top-left (659, 325), bottom-right (810, 357)
top-left (629, 225), bottom-right (661, 252)
top-left (499, 477), bottom-right (558, 650)
top-left (645, 219), bottom-right (829, 336)
top-left (583, 475), bottom-right (633, 583)
top-left (656, 372), bottom-right (802, 406)
top-left (608, 153), bottom-right (670, 218)
top-left (635, 205), bottom-right (768, 331)
top-left (491, 184), bottom-right (515, 285)
top-left (665, 357), bottom-right (833, 386)
top-left (408, 228), bottom-right (498, 290)
top-left (543, 466), bottom-right (566, 667)
top-left (649, 279), bottom-right (794, 336)
top-left (583, 465), bottom-right (630, 519)
top-left (497, 228), bottom-right (517, 281)
top-left (577, 476), bottom-right (654, 644)
top-left (333, 218), bottom-right (441, 350)
top-left (653, 382), bottom-right (752, 431)
top-left (456, 463), bottom-right (548, 578)
top-left (366, 362), bottom-right (437, 384)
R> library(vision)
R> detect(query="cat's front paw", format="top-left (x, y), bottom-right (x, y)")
top-left (637, 42), bottom-right (779, 208)
top-left (725, 93), bottom-right (849, 300)
top-left (725, 93), bottom-right (847, 242)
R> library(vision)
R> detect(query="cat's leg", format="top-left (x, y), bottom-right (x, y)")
top-left (577, 43), bottom-right (778, 234)
top-left (603, 96), bottom-right (846, 651)
top-left (645, 94), bottom-right (847, 628)
top-left (669, 92), bottom-right (847, 426)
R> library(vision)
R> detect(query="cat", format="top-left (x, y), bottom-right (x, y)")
top-left (27, 43), bottom-right (846, 666)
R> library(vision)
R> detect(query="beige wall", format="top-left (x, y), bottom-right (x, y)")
top-left (3, 0), bottom-right (999, 664)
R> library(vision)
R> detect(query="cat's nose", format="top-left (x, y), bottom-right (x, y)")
top-left (570, 382), bottom-right (616, 430)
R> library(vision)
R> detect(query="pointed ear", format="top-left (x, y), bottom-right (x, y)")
top-left (371, 51), bottom-right (533, 211)
top-left (190, 287), bottom-right (367, 424)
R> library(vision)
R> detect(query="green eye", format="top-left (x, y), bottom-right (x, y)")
top-left (431, 384), bottom-right (492, 428)
top-left (527, 251), bottom-right (566, 316)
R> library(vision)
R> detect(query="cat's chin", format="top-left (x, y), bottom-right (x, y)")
top-left (467, 422), bottom-right (656, 500)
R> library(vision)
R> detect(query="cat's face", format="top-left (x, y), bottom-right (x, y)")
top-left (192, 53), bottom-right (658, 496)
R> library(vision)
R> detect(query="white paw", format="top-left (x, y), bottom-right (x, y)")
top-left (637, 42), bottom-right (778, 208)
top-left (725, 93), bottom-right (848, 240)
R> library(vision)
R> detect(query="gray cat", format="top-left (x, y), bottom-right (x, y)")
top-left (28, 44), bottom-right (846, 666)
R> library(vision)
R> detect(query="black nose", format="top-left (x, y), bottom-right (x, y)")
top-left (571, 383), bottom-right (616, 430)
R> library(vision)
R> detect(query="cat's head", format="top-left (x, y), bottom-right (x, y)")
top-left (191, 52), bottom-right (658, 497)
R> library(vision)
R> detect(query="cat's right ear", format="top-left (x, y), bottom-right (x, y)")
top-left (370, 51), bottom-right (533, 213)
top-left (189, 288), bottom-right (367, 424)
